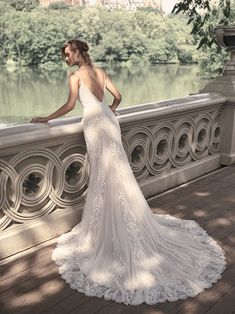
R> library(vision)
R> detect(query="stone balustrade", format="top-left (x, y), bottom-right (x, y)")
top-left (0, 92), bottom-right (229, 258)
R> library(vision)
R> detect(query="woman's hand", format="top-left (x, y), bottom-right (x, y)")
top-left (30, 116), bottom-right (49, 123)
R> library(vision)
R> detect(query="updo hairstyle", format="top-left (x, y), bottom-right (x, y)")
top-left (61, 39), bottom-right (92, 65)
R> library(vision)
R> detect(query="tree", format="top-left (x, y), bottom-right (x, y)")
top-left (172, 0), bottom-right (235, 75)
top-left (48, 1), bottom-right (70, 10)
top-left (172, 0), bottom-right (231, 50)
top-left (8, 0), bottom-right (39, 12)
top-left (0, 4), bottom-right (199, 66)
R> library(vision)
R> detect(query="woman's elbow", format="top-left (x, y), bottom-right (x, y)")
top-left (116, 93), bottom-right (122, 102)
top-left (67, 102), bottom-right (75, 111)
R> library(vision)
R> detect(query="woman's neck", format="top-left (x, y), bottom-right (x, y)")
top-left (79, 64), bottom-right (91, 68)
top-left (78, 57), bottom-right (91, 68)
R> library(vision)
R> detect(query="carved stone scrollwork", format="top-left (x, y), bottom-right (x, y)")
top-left (122, 110), bottom-right (221, 179)
top-left (0, 107), bottom-right (222, 232)
top-left (125, 126), bottom-right (153, 181)
top-left (148, 122), bottom-right (174, 175)
top-left (0, 141), bottom-right (89, 230)
top-left (209, 111), bottom-right (221, 154)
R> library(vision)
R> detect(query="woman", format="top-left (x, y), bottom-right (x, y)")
top-left (30, 40), bottom-right (121, 123)
top-left (31, 39), bottom-right (226, 306)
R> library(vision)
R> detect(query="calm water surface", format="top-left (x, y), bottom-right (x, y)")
top-left (0, 63), bottom-right (210, 127)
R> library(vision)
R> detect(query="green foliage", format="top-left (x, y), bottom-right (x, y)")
top-left (9, 0), bottom-right (39, 11)
top-left (198, 46), bottom-right (230, 77)
top-left (172, 0), bottom-right (231, 50)
top-left (48, 1), bottom-right (70, 10)
top-left (172, 0), bottom-right (235, 74)
top-left (136, 6), bottom-right (161, 14)
top-left (0, 4), bottom-right (199, 66)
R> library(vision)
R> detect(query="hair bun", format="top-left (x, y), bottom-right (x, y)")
top-left (83, 42), bottom-right (89, 52)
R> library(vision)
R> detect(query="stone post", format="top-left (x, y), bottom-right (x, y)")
top-left (200, 25), bottom-right (235, 165)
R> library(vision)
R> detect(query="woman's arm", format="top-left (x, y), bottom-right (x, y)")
top-left (30, 72), bottom-right (79, 123)
top-left (104, 73), bottom-right (122, 114)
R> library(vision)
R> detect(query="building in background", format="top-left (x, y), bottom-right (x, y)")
top-left (39, 0), bottom-right (177, 13)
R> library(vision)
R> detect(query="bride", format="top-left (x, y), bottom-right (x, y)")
top-left (31, 39), bottom-right (226, 306)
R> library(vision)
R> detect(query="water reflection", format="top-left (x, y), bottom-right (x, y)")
top-left (0, 63), bottom-right (210, 125)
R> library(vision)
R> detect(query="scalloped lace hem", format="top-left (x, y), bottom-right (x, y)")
top-left (52, 256), bottom-right (226, 306)
top-left (52, 213), bottom-right (227, 306)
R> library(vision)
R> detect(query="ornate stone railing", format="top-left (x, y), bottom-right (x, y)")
top-left (0, 92), bottom-right (228, 258)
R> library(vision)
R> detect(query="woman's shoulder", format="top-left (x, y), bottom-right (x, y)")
top-left (85, 65), bottom-right (106, 75)
top-left (93, 66), bottom-right (107, 79)
top-left (68, 70), bottom-right (80, 81)
top-left (95, 66), bottom-right (106, 75)
top-left (74, 66), bottom-right (106, 80)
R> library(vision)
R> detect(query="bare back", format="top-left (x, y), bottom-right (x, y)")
top-left (78, 66), bottom-right (106, 103)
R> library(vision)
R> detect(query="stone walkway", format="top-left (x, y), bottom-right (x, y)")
top-left (1, 165), bottom-right (235, 314)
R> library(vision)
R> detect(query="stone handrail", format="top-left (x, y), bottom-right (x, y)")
top-left (0, 92), bottom-right (229, 258)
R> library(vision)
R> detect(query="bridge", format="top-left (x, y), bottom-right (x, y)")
top-left (1, 92), bottom-right (231, 259)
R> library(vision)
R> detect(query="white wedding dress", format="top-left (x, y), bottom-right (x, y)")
top-left (52, 76), bottom-right (226, 305)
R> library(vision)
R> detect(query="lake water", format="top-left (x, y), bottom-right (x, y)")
top-left (0, 63), bottom-right (210, 127)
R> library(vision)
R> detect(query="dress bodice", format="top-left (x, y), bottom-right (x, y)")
top-left (78, 77), bottom-right (112, 120)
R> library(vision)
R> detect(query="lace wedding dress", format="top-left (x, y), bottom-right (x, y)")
top-left (52, 76), bottom-right (226, 305)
